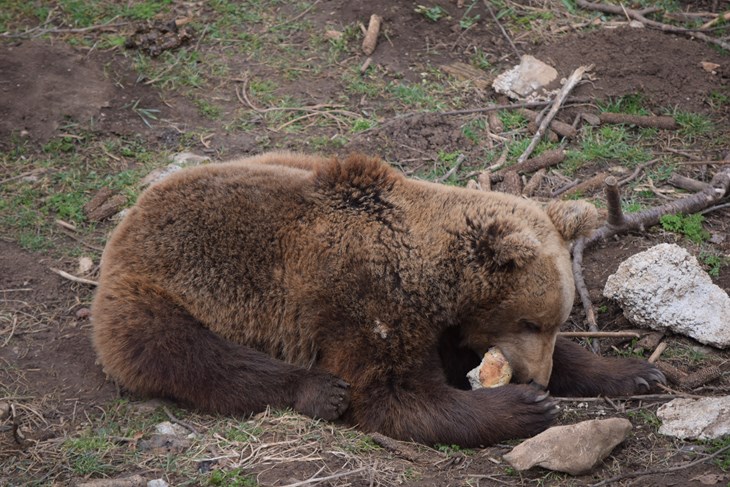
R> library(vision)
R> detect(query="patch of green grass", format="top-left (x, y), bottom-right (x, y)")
top-left (621, 200), bottom-right (645, 213)
top-left (63, 434), bottom-right (115, 476)
top-left (699, 251), bottom-right (728, 278)
top-left (421, 150), bottom-right (463, 185)
top-left (209, 467), bottom-right (258, 486)
top-left (459, 2), bottom-right (481, 29)
top-left (470, 48), bottom-right (492, 71)
top-left (598, 94), bottom-right (650, 116)
top-left (195, 99), bottom-right (222, 120)
top-left (134, 49), bottom-right (205, 90)
top-left (663, 343), bottom-right (708, 364)
top-left (350, 118), bottom-right (376, 132)
top-left (0, 2), bottom-right (50, 32)
top-left (705, 437), bottom-right (730, 471)
top-left (343, 68), bottom-right (384, 97)
top-left (627, 409), bottom-right (661, 429)
top-left (565, 125), bottom-right (653, 172)
top-left (306, 134), bottom-right (347, 151)
top-left (498, 110), bottom-right (528, 130)
top-left (506, 138), bottom-right (556, 161)
top-left (435, 443), bottom-right (476, 456)
top-left (659, 213), bottom-right (710, 243)
top-left (415, 5), bottom-right (449, 22)
top-left (461, 118), bottom-right (487, 144)
top-left (674, 111), bottom-right (714, 140)
top-left (708, 90), bottom-right (730, 109)
top-left (387, 81), bottom-right (445, 110)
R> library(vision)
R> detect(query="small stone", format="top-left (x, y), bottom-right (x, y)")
top-left (76, 308), bottom-right (91, 320)
top-left (657, 396), bottom-right (730, 440)
top-left (324, 29), bottom-right (343, 40)
top-left (172, 152), bottom-right (210, 166)
top-left (604, 244), bottom-right (730, 348)
top-left (139, 164), bottom-right (182, 188)
top-left (78, 256), bottom-right (94, 275)
top-left (147, 480), bottom-right (169, 487)
top-left (492, 55), bottom-right (558, 100)
top-left (503, 418), bottom-right (632, 475)
top-left (154, 421), bottom-right (188, 437)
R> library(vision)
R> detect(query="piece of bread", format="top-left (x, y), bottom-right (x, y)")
top-left (467, 347), bottom-right (513, 389)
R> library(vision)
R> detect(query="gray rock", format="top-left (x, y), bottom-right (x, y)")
top-left (657, 396), bottom-right (730, 440)
top-left (139, 152), bottom-right (210, 188)
top-left (503, 418), bottom-right (632, 475)
top-left (147, 480), bottom-right (169, 487)
top-left (492, 55), bottom-right (558, 100)
top-left (603, 244), bottom-right (730, 349)
top-left (154, 421), bottom-right (188, 437)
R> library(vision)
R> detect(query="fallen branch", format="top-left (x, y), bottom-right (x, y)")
top-left (519, 109), bottom-right (578, 138)
top-left (361, 14), bottom-right (382, 55)
top-left (572, 166), bottom-right (730, 349)
top-left (494, 149), bottom-right (565, 177)
top-left (499, 171), bottom-right (522, 195)
top-left (599, 113), bottom-right (678, 130)
top-left (647, 341), bottom-right (668, 364)
top-left (517, 65), bottom-right (591, 164)
top-left (576, 0), bottom-right (730, 51)
top-left (667, 174), bottom-right (711, 192)
top-left (559, 331), bottom-right (641, 338)
top-left (49, 268), bottom-right (98, 286)
top-left (590, 443), bottom-right (730, 487)
top-left (561, 172), bottom-right (608, 199)
top-left (522, 169), bottom-right (546, 197)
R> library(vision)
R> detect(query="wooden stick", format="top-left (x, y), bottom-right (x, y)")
top-left (647, 341), bottom-right (668, 363)
top-left (576, 0), bottom-right (730, 51)
top-left (559, 331), bottom-right (641, 338)
top-left (561, 172), bottom-right (608, 199)
top-left (519, 109), bottom-right (578, 138)
top-left (494, 149), bottom-right (565, 177)
top-left (517, 65), bottom-right (591, 164)
top-left (361, 14), bottom-right (382, 56)
top-left (499, 171), bottom-right (522, 195)
top-left (668, 174), bottom-right (711, 192)
top-left (49, 268), bottom-right (98, 286)
top-left (522, 169), bottom-right (546, 197)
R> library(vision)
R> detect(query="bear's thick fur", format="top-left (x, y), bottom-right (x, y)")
top-left (91, 152), bottom-right (664, 447)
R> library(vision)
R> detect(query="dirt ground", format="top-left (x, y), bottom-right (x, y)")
top-left (1, 1), bottom-right (730, 486)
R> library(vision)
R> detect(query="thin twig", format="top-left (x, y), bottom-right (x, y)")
top-left (576, 0), bottom-right (730, 51)
top-left (435, 154), bottom-right (465, 183)
top-left (482, 0), bottom-right (520, 59)
top-left (279, 467), bottom-right (368, 487)
top-left (590, 443), bottom-right (730, 487)
top-left (559, 331), bottom-right (640, 338)
top-left (49, 268), bottom-right (98, 286)
top-left (517, 65), bottom-right (591, 164)
top-left (162, 405), bottom-right (199, 436)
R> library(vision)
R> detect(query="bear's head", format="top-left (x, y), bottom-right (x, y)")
top-left (458, 199), bottom-right (599, 388)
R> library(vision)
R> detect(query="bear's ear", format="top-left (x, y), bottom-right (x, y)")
top-left (545, 200), bottom-right (599, 241)
top-left (466, 217), bottom-right (540, 268)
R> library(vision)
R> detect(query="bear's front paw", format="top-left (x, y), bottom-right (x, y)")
top-left (480, 384), bottom-right (560, 440)
top-left (626, 360), bottom-right (666, 394)
top-left (294, 371), bottom-right (350, 421)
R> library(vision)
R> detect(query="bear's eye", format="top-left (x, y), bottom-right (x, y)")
top-left (520, 320), bottom-right (542, 333)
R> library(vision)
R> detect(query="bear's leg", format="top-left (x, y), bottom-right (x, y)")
top-left (548, 336), bottom-right (665, 396)
top-left (92, 279), bottom-right (349, 419)
top-left (350, 375), bottom-right (559, 447)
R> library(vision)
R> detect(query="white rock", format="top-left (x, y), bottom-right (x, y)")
top-left (139, 152), bottom-right (210, 188)
top-left (658, 396), bottom-right (730, 440)
top-left (503, 418), bottom-right (632, 475)
top-left (603, 244), bottom-right (730, 349)
top-left (492, 55), bottom-right (558, 100)
top-left (154, 421), bottom-right (188, 437)
top-left (147, 480), bottom-right (169, 487)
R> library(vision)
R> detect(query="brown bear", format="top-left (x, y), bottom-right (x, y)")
top-left (91, 152), bottom-right (664, 447)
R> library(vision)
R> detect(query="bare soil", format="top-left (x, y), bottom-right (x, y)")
top-left (1, 0), bottom-right (729, 485)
